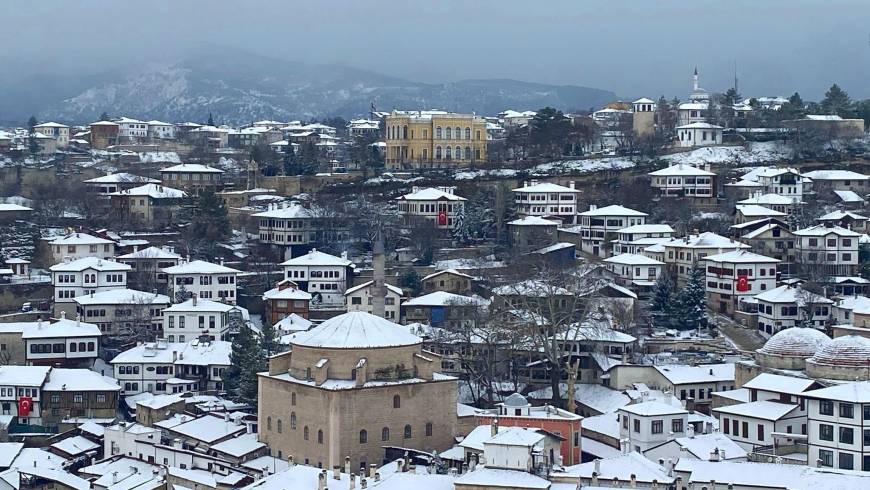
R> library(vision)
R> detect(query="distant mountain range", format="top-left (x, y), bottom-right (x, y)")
top-left (0, 52), bottom-right (616, 125)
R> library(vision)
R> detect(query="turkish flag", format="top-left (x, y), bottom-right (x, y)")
top-left (736, 276), bottom-right (749, 292)
top-left (438, 211), bottom-right (447, 226)
top-left (17, 396), bottom-right (32, 417)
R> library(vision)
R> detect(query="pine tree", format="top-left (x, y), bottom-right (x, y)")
top-left (821, 84), bottom-right (852, 117)
top-left (260, 320), bottom-right (279, 358)
top-left (27, 116), bottom-right (40, 156)
top-left (223, 322), bottom-right (264, 407)
top-left (674, 264), bottom-right (707, 329)
top-left (99, 112), bottom-right (110, 121)
top-left (650, 273), bottom-right (674, 312)
top-left (207, 113), bottom-right (215, 126)
top-left (190, 190), bottom-right (231, 243)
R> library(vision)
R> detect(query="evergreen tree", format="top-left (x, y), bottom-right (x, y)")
top-left (189, 190), bottom-right (231, 244)
top-left (222, 322), bottom-right (264, 407)
top-left (650, 273), bottom-right (673, 312)
top-left (174, 285), bottom-right (190, 303)
top-left (27, 116), bottom-right (40, 156)
top-left (207, 112), bottom-right (215, 126)
top-left (398, 269), bottom-right (421, 296)
top-left (260, 320), bottom-right (279, 358)
top-left (99, 112), bottom-right (110, 121)
top-left (821, 84), bottom-right (852, 117)
top-left (722, 88), bottom-right (741, 106)
top-left (674, 264), bottom-right (707, 329)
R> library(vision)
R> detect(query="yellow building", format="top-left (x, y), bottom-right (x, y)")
top-left (384, 110), bottom-right (487, 169)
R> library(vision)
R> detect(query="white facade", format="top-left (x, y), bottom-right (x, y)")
top-left (513, 181), bottom-right (580, 225)
top-left (703, 250), bottom-right (779, 313)
top-left (396, 187), bottom-right (467, 230)
top-left (661, 232), bottom-right (750, 284)
top-left (604, 254), bottom-right (664, 287)
top-left (50, 257), bottom-right (130, 312)
top-left (648, 164), bottom-right (716, 198)
top-left (163, 297), bottom-right (248, 342)
top-left (116, 117), bottom-right (149, 141)
top-left (805, 382), bottom-right (870, 471)
top-left (163, 260), bottom-right (241, 304)
top-left (0, 366), bottom-right (50, 424)
top-left (675, 123), bottom-right (722, 148)
top-left (281, 249), bottom-right (352, 307)
top-left (48, 233), bottom-right (116, 262)
top-left (146, 121), bottom-right (176, 140)
top-left (714, 401), bottom-right (802, 451)
top-left (33, 122), bottom-right (70, 147)
top-left (611, 224), bottom-right (674, 255)
top-left (344, 281), bottom-right (402, 320)
top-left (618, 402), bottom-right (689, 453)
top-left (755, 285), bottom-right (833, 338)
top-left (111, 339), bottom-right (231, 395)
top-left (22, 318), bottom-right (101, 367)
top-left (253, 203), bottom-right (316, 246)
top-left (576, 205), bottom-right (648, 258)
top-left (793, 225), bottom-right (860, 277)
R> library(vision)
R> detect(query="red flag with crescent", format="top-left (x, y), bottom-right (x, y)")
top-left (736, 276), bottom-right (749, 292)
top-left (18, 396), bottom-right (32, 416)
top-left (438, 211), bottom-right (447, 226)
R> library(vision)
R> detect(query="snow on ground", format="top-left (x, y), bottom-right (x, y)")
top-left (138, 151), bottom-right (181, 164)
top-left (662, 142), bottom-right (790, 166)
top-left (454, 156), bottom-right (635, 180)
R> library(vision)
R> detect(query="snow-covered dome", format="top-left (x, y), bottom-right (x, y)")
top-left (758, 327), bottom-right (831, 358)
top-left (503, 393), bottom-right (530, 407)
top-left (291, 311), bottom-right (422, 349)
top-left (808, 335), bottom-right (870, 367)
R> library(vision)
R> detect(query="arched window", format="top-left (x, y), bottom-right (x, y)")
top-left (304, 426), bottom-right (309, 440)
top-left (465, 146), bottom-right (472, 160)
top-left (445, 147), bottom-right (452, 159)
top-left (465, 127), bottom-right (471, 140)
top-left (291, 392), bottom-right (296, 406)
top-left (425, 423), bottom-right (433, 437)
top-left (403, 425), bottom-right (412, 439)
top-left (290, 412), bottom-right (297, 430)
top-left (277, 419), bottom-right (282, 433)
top-left (382, 427), bottom-right (390, 441)
top-left (435, 126), bottom-right (442, 139)
top-left (445, 127), bottom-right (452, 139)
top-left (359, 429), bottom-right (368, 444)
top-left (393, 395), bottom-right (401, 409)
top-left (435, 146), bottom-right (442, 159)
top-left (317, 429), bottom-right (323, 444)
top-left (403, 126), bottom-right (408, 139)
top-left (455, 146), bottom-right (461, 159)
top-left (455, 127), bottom-right (461, 139)
top-left (267, 416), bottom-right (272, 431)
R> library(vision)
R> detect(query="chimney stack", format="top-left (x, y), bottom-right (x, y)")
top-left (368, 464), bottom-right (376, 479)
top-left (345, 456), bottom-right (351, 475)
top-left (630, 474), bottom-right (637, 488)
top-left (317, 471), bottom-right (326, 490)
top-left (333, 466), bottom-right (340, 480)
top-left (491, 419), bottom-right (499, 437)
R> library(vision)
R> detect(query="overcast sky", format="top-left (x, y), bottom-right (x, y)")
top-left (3, 0), bottom-right (870, 100)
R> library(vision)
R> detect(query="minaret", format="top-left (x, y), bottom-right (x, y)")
top-left (371, 233), bottom-right (386, 318)
top-left (693, 67), bottom-right (699, 92)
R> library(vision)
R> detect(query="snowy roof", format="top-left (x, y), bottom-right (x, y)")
top-left (817, 210), bottom-right (868, 221)
top-left (654, 363), bottom-right (734, 385)
top-left (742, 373), bottom-right (817, 395)
top-left (210, 433), bottom-right (265, 457)
top-left (527, 383), bottom-right (630, 413)
top-left (155, 413), bottom-right (245, 443)
top-left (755, 285), bottom-right (832, 305)
top-left (512, 182), bottom-right (579, 193)
top-left (455, 467), bottom-right (550, 489)
top-left (274, 313), bottom-right (313, 334)
top-left (49, 435), bottom-right (99, 456)
top-left (43, 368), bottom-right (119, 392)
top-left (604, 253), bottom-right (664, 266)
top-left (486, 426), bottom-right (547, 447)
top-left (50, 256), bottom-right (130, 272)
top-left (648, 163), bottom-right (715, 177)
top-left (164, 298), bottom-right (247, 317)
top-left (110, 183), bottom-right (186, 199)
top-left (110, 340), bottom-right (232, 366)
top-left (117, 246), bottom-right (182, 260)
top-left (713, 400), bottom-right (798, 421)
top-left (838, 294), bottom-right (870, 314)
top-left (619, 400), bottom-right (687, 417)
top-left (507, 216), bottom-right (560, 226)
top-left (33, 122), bottom-right (69, 128)
top-left (280, 249), bottom-right (352, 267)
top-left (633, 97), bottom-right (655, 104)
top-left (558, 452), bottom-right (673, 483)
top-left (676, 122), bottom-right (723, 129)
top-left (162, 260), bottom-right (240, 275)
top-left (0, 203), bottom-right (32, 213)
top-left (159, 164), bottom-right (224, 173)
top-left (724, 178), bottom-right (764, 187)
top-left (83, 173), bottom-right (159, 184)
top-left (804, 380), bottom-right (870, 403)
top-left (616, 224), bottom-right (674, 234)
top-left (662, 433), bottom-right (747, 461)
top-left (291, 311), bottom-right (422, 349)
top-left (17, 466), bottom-right (89, 490)
top-left (263, 285), bottom-right (312, 301)
top-left (738, 193), bottom-right (799, 205)
top-left (579, 204), bottom-right (647, 217)
top-left (703, 249), bottom-right (779, 264)
top-left (793, 224), bottom-right (860, 237)
top-left (663, 232), bottom-right (750, 250)
top-left (74, 288), bottom-right (169, 306)
top-left (397, 187), bottom-right (466, 201)
top-left (0, 366), bottom-right (51, 387)
top-left (808, 335), bottom-right (870, 369)
top-left (833, 190), bottom-right (865, 203)
top-left (676, 458), bottom-right (870, 490)
top-left (252, 204), bottom-right (313, 219)
top-left (404, 291), bottom-right (486, 306)
top-left (735, 204), bottom-right (786, 217)
top-left (344, 280), bottom-right (402, 296)
top-left (48, 233), bottom-right (113, 246)
top-left (803, 169), bottom-right (868, 181)
top-left (22, 318), bottom-right (101, 339)
top-left (421, 269), bottom-right (475, 282)
top-left (78, 421), bottom-right (106, 437)
top-left (757, 327), bottom-right (830, 358)
top-left (0, 443), bottom-right (22, 468)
